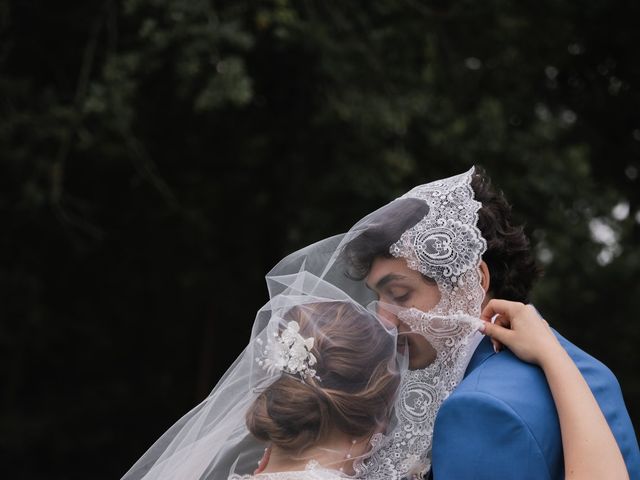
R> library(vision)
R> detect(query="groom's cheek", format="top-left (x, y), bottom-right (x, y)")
top-left (406, 333), bottom-right (437, 370)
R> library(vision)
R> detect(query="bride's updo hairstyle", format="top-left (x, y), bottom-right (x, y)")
top-left (246, 301), bottom-right (400, 453)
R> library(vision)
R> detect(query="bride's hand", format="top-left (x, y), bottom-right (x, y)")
top-left (479, 299), bottom-right (564, 367)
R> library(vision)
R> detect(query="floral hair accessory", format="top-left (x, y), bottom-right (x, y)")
top-left (256, 320), bottom-right (319, 380)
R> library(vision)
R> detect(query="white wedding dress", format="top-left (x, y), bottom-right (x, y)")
top-left (229, 460), bottom-right (344, 479)
top-left (229, 472), bottom-right (342, 479)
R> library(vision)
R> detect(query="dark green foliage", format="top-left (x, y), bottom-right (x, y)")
top-left (1, 1), bottom-right (639, 478)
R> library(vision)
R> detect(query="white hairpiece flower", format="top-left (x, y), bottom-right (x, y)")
top-left (256, 321), bottom-right (319, 380)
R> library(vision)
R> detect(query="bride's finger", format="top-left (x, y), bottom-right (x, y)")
top-left (493, 314), bottom-right (511, 329)
top-left (491, 314), bottom-right (510, 352)
top-left (479, 320), bottom-right (515, 347)
top-left (480, 299), bottom-right (525, 323)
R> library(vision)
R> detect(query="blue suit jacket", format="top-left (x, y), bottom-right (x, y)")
top-left (430, 331), bottom-right (640, 479)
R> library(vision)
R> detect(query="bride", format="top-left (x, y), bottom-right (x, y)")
top-left (232, 298), bottom-right (401, 479)
top-left (121, 272), bottom-right (405, 479)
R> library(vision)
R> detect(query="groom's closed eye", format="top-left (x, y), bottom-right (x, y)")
top-left (392, 292), bottom-right (411, 304)
top-left (387, 287), bottom-right (411, 304)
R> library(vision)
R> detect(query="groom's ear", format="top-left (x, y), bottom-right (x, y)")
top-left (479, 260), bottom-right (491, 294)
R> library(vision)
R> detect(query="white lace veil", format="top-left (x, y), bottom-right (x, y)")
top-left (264, 167), bottom-right (488, 478)
top-left (122, 167), bottom-right (487, 480)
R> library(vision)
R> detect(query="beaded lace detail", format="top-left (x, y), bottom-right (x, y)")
top-left (355, 168), bottom-right (487, 479)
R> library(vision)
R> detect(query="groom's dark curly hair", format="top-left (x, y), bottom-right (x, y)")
top-left (343, 167), bottom-right (541, 303)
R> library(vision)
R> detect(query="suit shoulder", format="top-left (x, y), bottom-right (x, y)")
top-left (556, 332), bottom-right (622, 389)
top-left (455, 349), bottom-right (551, 401)
top-left (457, 330), bottom-right (622, 400)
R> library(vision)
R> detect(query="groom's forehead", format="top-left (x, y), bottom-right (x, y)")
top-left (365, 257), bottom-right (417, 289)
top-left (366, 273), bottom-right (408, 291)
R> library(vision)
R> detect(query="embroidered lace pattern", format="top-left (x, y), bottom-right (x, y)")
top-left (353, 312), bottom-right (482, 479)
top-left (389, 167), bottom-right (487, 318)
top-left (354, 168), bottom-right (488, 479)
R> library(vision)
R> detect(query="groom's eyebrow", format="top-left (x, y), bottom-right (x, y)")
top-left (367, 274), bottom-right (407, 291)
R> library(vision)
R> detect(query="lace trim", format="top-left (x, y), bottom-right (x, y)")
top-left (390, 167), bottom-right (487, 318)
top-left (356, 169), bottom-right (487, 479)
top-left (354, 313), bottom-right (482, 479)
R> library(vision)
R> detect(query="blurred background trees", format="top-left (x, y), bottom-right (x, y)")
top-left (1, 0), bottom-right (639, 478)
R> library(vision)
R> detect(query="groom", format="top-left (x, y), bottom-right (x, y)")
top-left (345, 168), bottom-right (640, 479)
